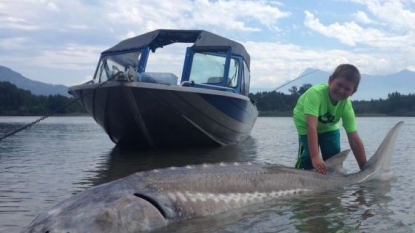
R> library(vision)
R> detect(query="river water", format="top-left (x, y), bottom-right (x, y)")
top-left (0, 116), bottom-right (414, 232)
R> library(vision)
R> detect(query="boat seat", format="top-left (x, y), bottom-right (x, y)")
top-left (127, 66), bottom-right (139, 81)
top-left (207, 77), bottom-right (223, 84)
top-left (138, 72), bottom-right (178, 85)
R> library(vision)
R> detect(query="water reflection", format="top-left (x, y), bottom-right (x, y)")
top-left (289, 181), bottom-right (394, 233)
top-left (87, 136), bottom-right (258, 187)
top-left (1, 117), bottom-right (414, 233)
top-left (150, 181), bottom-right (397, 233)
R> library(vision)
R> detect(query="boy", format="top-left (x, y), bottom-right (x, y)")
top-left (293, 64), bottom-right (367, 175)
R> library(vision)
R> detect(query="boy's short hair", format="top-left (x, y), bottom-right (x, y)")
top-left (330, 64), bottom-right (361, 92)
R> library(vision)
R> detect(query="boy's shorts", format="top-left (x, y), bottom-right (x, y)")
top-left (295, 129), bottom-right (341, 170)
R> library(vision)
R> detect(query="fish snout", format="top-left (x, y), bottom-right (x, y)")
top-left (22, 194), bottom-right (168, 233)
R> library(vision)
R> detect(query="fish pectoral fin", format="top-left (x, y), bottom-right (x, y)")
top-left (325, 149), bottom-right (350, 175)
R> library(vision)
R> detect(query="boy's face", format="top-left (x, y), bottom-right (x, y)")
top-left (328, 76), bottom-right (356, 103)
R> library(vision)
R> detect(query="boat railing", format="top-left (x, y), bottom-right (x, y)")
top-left (181, 81), bottom-right (236, 93)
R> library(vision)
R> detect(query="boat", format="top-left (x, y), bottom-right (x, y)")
top-left (68, 29), bottom-right (258, 149)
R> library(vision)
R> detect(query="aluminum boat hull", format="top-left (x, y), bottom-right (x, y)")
top-left (69, 81), bottom-right (258, 149)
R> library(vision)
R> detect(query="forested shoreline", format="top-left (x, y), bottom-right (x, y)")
top-left (0, 81), bottom-right (86, 116)
top-left (1, 81), bottom-right (414, 117)
top-left (249, 84), bottom-right (415, 117)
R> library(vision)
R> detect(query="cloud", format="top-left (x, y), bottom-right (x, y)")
top-left (352, 0), bottom-right (415, 30)
top-left (353, 11), bottom-right (375, 24)
top-left (245, 37), bottom-right (415, 89)
top-left (303, 10), bottom-right (415, 49)
top-left (107, 0), bottom-right (291, 34)
top-left (304, 10), bottom-right (382, 46)
top-left (0, 0), bottom-right (293, 84)
top-left (0, 0), bottom-right (415, 88)
top-left (0, 37), bottom-right (30, 49)
top-left (0, 16), bottom-right (40, 30)
top-left (47, 2), bottom-right (60, 12)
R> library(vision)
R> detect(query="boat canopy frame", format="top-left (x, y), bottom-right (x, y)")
top-left (101, 29), bottom-right (250, 69)
top-left (92, 29), bottom-right (251, 96)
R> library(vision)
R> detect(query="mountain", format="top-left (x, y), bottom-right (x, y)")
top-left (0, 65), bottom-right (70, 97)
top-left (251, 68), bottom-right (415, 101)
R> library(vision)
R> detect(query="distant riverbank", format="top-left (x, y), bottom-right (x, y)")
top-left (258, 111), bottom-right (415, 117)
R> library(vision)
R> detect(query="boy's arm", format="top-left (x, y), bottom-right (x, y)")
top-left (306, 115), bottom-right (326, 174)
top-left (347, 131), bottom-right (367, 170)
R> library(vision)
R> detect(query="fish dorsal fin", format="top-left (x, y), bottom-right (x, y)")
top-left (325, 149), bottom-right (351, 175)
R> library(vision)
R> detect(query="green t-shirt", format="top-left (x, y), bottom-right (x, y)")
top-left (293, 84), bottom-right (357, 135)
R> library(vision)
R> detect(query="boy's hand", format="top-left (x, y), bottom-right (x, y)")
top-left (312, 157), bottom-right (327, 175)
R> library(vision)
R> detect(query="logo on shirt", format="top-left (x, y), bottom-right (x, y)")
top-left (318, 112), bottom-right (335, 124)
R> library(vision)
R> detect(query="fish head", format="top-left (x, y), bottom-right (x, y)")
top-left (22, 193), bottom-right (168, 233)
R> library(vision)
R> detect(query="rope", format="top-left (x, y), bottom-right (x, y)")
top-left (252, 69), bottom-right (319, 103)
top-left (0, 72), bottom-right (120, 142)
top-left (0, 98), bottom-right (80, 142)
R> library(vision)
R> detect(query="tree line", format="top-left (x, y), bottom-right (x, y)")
top-left (1, 81), bottom-right (414, 116)
top-left (0, 81), bottom-right (86, 116)
top-left (249, 84), bottom-right (415, 116)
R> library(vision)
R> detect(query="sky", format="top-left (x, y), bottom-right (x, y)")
top-left (1, 0), bottom-right (415, 90)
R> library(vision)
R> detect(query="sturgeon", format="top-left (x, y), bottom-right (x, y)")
top-left (22, 121), bottom-right (404, 233)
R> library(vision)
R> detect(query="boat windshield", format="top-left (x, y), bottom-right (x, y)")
top-left (189, 52), bottom-right (239, 87)
top-left (94, 51), bottom-right (142, 82)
